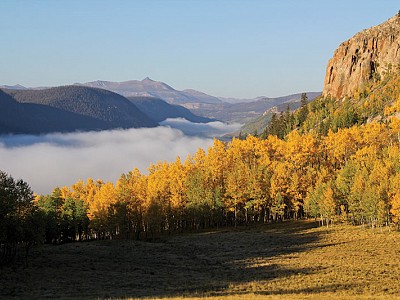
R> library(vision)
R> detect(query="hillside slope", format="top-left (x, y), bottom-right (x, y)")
top-left (0, 90), bottom-right (117, 134)
top-left (127, 96), bottom-right (214, 123)
top-left (5, 86), bottom-right (158, 130)
top-left (240, 101), bottom-right (303, 136)
top-left (0, 86), bottom-right (158, 134)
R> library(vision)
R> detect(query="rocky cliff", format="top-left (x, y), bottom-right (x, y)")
top-left (323, 13), bottom-right (400, 99)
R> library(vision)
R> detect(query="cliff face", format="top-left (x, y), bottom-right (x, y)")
top-left (323, 14), bottom-right (400, 99)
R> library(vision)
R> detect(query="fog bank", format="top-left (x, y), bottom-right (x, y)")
top-left (0, 125), bottom-right (220, 194)
top-left (160, 118), bottom-right (242, 137)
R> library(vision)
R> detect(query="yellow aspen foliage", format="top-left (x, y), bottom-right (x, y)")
top-left (269, 161), bottom-right (291, 216)
top-left (206, 138), bottom-right (227, 182)
top-left (254, 139), bottom-right (272, 167)
top-left (348, 168), bottom-right (367, 222)
top-left (264, 134), bottom-right (286, 162)
top-left (60, 186), bottom-right (71, 200)
top-left (116, 168), bottom-right (146, 209)
top-left (286, 173), bottom-right (301, 213)
top-left (84, 178), bottom-right (101, 204)
top-left (324, 129), bottom-right (354, 168)
top-left (390, 193), bottom-right (400, 227)
top-left (193, 148), bottom-right (207, 168)
top-left (388, 115), bottom-right (400, 146)
top-left (169, 157), bottom-right (188, 211)
top-left (360, 123), bottom-right (391, 150)
top-left (352, 145), bottom-right (379, 167)
top-left (115, 168), bottom-right (148, 238)
top-left (389, 173), bottom-right (400, 227)
top-left (91, 182), bottom-right (116, 215)
top-left (384, 97), bottom-right (400, 115)
top-left (224, 139), bottom-right (250, 223)
top-left (224, 159), bottom-right (248, 224)
top-left (70, 179), bottom-right (86, 201)
top-left (39, 98), bottom-right (400, 236)
top-left (320, 185), bottom-right (336, 227)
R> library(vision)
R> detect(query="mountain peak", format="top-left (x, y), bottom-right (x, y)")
top-left (142, 77), bottom-right (155, 82)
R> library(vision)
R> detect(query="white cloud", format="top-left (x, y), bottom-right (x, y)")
top-left (160, 118), bottom-right (242, 137)
top-left (0, 126), bottom-right (218, 195)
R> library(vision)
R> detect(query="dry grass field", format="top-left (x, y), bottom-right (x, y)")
top-left (1, 220), bottom-right (400, 299)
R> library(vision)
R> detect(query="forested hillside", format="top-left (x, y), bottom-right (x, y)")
top-left (262, 64), bottom-right (400, 139)
top-left (183, 92), bottom-right (320, 124)
top-left (0, 89), bottom-right (116, 134)
top-left (3, 86), bottom-right (158, 132)
top-left (239, 99), bottom-right (304, 136)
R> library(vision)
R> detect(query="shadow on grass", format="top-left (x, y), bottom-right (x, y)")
top-left (0, 220), bottom-right (350, 299)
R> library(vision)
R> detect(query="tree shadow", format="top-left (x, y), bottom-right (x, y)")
top-left (0, 221), bottom-right (352, 299)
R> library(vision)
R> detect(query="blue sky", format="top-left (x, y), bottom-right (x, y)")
top-left (0, 1), bottom-right (398, 98)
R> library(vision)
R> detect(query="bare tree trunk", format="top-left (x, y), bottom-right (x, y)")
top-left (234, 204), bottom-right (237, 228)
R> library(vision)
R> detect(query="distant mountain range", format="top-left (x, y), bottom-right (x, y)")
top-left (76, 79), bottom-right (321, 125)
top-left (127, 96), bottom-right (213, 123)
top-left (77, 78), bottom-right (222, 105)
top-left (182, 92), bottom-right (321, 124)
top-left (0, 79), bottom-right (322, 135)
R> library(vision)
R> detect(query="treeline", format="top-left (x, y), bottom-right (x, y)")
top-left (31, 114), bottom-right (400, 243)
top-left (0, 171), bottom-right (44, 265)
top-left (2, 112), bottom-right (400, 264)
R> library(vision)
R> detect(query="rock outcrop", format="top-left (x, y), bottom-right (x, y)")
top-left (323, 13), bottom-right (400, 99)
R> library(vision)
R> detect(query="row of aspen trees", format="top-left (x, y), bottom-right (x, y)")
top-left (35, 115), bottom-right (400, 242)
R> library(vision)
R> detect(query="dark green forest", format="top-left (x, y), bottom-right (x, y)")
top-left (0, 86), bottom-right (157, 134)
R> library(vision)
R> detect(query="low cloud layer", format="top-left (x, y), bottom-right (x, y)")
top-left (0, 124), bottom-right (225, 195)
top-left (160, 118), bottom-right (242, 138)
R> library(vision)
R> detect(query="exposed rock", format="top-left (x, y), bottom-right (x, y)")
top-left (323, 13), bottom-right (400, 99)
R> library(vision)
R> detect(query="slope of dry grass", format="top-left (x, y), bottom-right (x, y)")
top-left (1, 221), bottom-right (400, 299)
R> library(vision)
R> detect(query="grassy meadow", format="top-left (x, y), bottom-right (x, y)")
top-left (1, 220), bottom-right (400, 299)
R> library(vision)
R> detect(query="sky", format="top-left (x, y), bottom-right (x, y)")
top-left (0, 1), bottom-right (398, 98)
